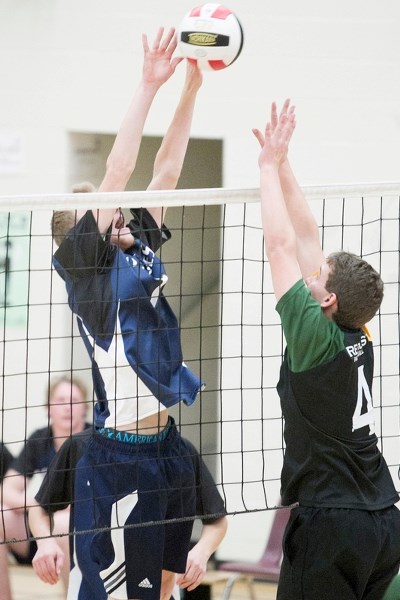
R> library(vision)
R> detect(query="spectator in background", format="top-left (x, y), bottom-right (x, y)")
top-left (0, 375), bottom-right (89, 600)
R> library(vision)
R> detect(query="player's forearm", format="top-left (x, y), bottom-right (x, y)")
top-left (101, 81), bottom-right (160, 190)
top-left (260, 165), bottom-right (297, 259)
top-left (28, 500), bottom-right (54, 539)
top-left (146, 74), bottom-right (201, 226)
top-left (196, 518), bottom-right (228, 558)
top-left (151, 86), bottom-right (199, 190)
top-left (279, 159), bottom-right (326, 276)
top-left (279, 160), bottom-right (320, 242)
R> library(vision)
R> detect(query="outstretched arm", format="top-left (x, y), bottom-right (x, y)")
top-left (272, 101), bottom-right (325, 278)
top-left (176, 516), bottom-right (228, 592)
top-left (253, 102), bottom-right (301, 301)
top-left (94, 27), bottom-right (183, 234)
top-left (146, 61), bottom-right (203, 227)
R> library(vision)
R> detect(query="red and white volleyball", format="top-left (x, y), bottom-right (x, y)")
top-left (178, 4), bottom-right (244, 71)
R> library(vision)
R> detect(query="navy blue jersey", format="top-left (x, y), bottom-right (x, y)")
top-left (276, 280), bottom-right (398, 510)
top-left (53, 209), bottom-right (202, 429)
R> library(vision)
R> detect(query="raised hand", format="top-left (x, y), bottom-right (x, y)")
top-left (252, 99), bottom-right (296, 168)
top-left (142, 27), bottom-right (183, 86)
top-left (270, 98), bottom-right (295, 132)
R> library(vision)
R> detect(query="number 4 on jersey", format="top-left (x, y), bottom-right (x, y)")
top-left (352, 365), bottom-right (375, 435)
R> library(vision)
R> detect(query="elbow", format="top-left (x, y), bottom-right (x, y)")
top-left (264, 231), bottom-right (294, 255)
top-left (105, 156), bottom-right (135, 186)
top-left (152, 163), bottom-right (181, 190)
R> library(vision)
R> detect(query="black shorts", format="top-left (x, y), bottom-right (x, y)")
top-left (10, 539), bottom-right (37, 565)
top-left (278, 505), bottom-right (400, 600)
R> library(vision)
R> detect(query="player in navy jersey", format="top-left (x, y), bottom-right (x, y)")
top-left (50, 28), bottom-right (205, 600)
top-left (252, 100), bottom-right (400, 600)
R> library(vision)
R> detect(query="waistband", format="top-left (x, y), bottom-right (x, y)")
top-left (92, 416), bottom-right (177, 454)
top-left (96, 419), bottom-right (171, 445)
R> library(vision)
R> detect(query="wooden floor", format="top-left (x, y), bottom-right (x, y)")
top-left (10, 564), bottom-right (65, 599)
top-left (10, 564), bottom-right (278, 599)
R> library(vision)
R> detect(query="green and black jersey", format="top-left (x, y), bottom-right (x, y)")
top-left (276, 279), bottom-right (398, 510)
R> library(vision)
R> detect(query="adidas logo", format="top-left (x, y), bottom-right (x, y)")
top-left (138, 578), bottom-right (153, 589)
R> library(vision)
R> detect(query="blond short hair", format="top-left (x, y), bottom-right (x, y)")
top-left (51, 181), bottom-right (96, 247)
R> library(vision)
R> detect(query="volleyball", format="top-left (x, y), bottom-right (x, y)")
top-left (178, 3), bottom-right (243, 71)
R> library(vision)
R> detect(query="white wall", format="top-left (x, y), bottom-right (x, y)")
top-left (0, 0), bottom-right (399, 194)
top-left (0, 0), bottom-right (400, 563)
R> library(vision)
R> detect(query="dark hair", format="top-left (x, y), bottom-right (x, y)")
top-left (326, 251), bottom-right (384, 328)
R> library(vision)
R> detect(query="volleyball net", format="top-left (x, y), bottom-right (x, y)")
top-left (0, 183), bottom-right (399, 544)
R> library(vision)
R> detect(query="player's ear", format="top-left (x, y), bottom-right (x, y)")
top-left (321, 292), bottom-right (337, 308)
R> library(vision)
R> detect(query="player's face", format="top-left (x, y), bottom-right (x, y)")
top-left (111, 208), bottom-right (134, 250)
top-left (305, 263), bottom-right (331, 304)
top-left (48, 381), bottom-right (87, 434)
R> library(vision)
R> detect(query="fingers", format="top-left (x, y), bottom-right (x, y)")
top-left (144, 26), bottom-right (176, 55)
top-left (176, 569), bottom-right (203, 591)
top-left (252, 128), bottom-right (264, 148)
top-left (271, 102), bottom-right (278, 130)
top-left (279, 98), bottom-right (291, 120)
top-left (253, 100), bottom-right (296, 168)
top-left (152, 26), bottom-right (165, 50)
top-left (142, 32), bottom-right (149, 53)
top-left (265, 121), bottom-right (273, 140)
top-left (32, 555), bottom-right (59, 585)
top-left (270, 100), bottom-right (296, 140)
top-left (161, 27), bottom-right (177, 53)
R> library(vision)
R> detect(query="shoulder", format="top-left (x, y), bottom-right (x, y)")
top-left (277, 280), bottom-right (345, 372)
top-left (54, 211), bottom-right (116, 276)
top-left (276, 279), bottom-right (307, 313)
top-left (46, 429), bottom-right (92, 473)
top-left (25, 427), bottom-right (53, 444)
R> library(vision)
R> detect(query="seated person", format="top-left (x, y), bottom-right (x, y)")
top-left (0, 375), bottom-right (89, 600)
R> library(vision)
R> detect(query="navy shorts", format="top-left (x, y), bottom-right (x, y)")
top-left (277, 505), bottom-right (400, 600)
top-left (69, 419), bottom-right (197, 600)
